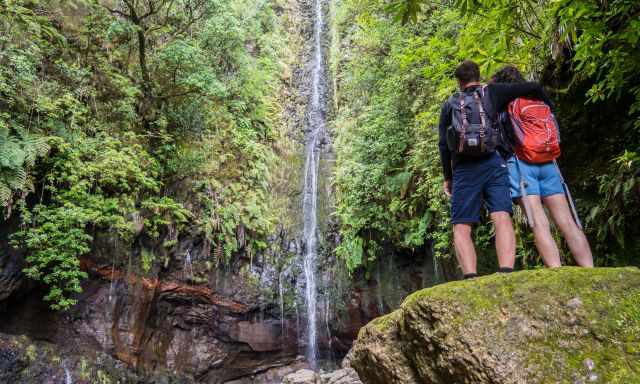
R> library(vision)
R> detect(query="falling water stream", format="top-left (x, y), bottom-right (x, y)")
top-left (63, 360), bottom-right (73, 384)
top-left (301, 0), bottom-right (326, 369)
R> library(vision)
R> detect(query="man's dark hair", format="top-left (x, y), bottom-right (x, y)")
top-left (491, 65), bottom-right (526, 84)
top-left (454, 60), bottom-right (480, 84)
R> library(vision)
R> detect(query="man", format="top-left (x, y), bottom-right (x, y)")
top-left (438, 60), bottom-right (552, 279)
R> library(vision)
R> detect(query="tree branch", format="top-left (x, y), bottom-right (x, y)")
top-left (157, 88), bottom-right (201, 100)
top-left (102, 5), bottom-right (129, 19)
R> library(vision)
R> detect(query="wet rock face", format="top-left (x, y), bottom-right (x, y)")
top-left (0, 333), bottom-right (183, 384)
top-left (78, 274), bottom-right (301, 383)
top-left (327, 250), bottom-right (444, 355)
top-left (0, 245), bottom-right (439, 384)
top-left (0, 236), bottom-right (24, 304)
top-left (0, 261), bottom-right (301, 384)
top-left (351, 268), bottom-right (640, 384)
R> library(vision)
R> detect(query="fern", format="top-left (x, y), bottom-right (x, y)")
top-left (0, 184), bottom-right (11, 207)
top-left (0, 130), bottom-right (50, 209)
top-left (22, 136), bottom-right (50, 168)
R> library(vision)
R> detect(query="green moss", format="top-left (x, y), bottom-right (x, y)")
top-left (25, 345), bottom-right (37, 362)
top-left (370, 310), bottom-right (402, 333)
top-left (96, 370), bottom-right (112, 384)
top-left (362, 267), bottom-right (640, 383)
top-left (405, 267), bottom-right (636, 308)
top-left (79, 358), bottom-right (91, 380)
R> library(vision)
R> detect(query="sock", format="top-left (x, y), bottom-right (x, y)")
top-left (463, 273), bottom-right (478, 280)
top-left (498, 267), bottom-right (514, 273)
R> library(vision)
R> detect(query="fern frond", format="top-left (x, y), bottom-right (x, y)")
top-left (23, 136), bottom-right (50, 167)
top-left (0, 183), bottom-right (11, 206)
top-left (4, 168), bottom-right (27, 190)
top-left (0, 137), bottom-right (25, 169)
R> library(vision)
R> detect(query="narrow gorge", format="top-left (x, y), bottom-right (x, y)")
top-left (0, 0), bottom-right (638, 383)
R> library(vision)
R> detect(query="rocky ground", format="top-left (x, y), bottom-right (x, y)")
top-left (350, 267), bottom-right (640, 384)
top-left (281, 366), bottom-right (361, 384)
top-left (0, 238), bottom-right (430, 383)
top-left (3, 266), bottom-right (638, 383)
top-left (0, 330), bottom-right (362, 384)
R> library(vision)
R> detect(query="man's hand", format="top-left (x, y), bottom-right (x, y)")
top-left (443, 179), bottom-right (452, 198)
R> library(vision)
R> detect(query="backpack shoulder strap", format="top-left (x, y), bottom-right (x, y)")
top-left (509, 97), bottom-right (519, 114)
top-left (510, 97), bottom-right (528, 122)
top-left (474, 91), bottom-right (488, 151)
top-left (477, 85), bottom-right (496, 119)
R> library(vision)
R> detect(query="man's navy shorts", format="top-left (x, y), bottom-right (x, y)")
top-left (451, 152), bottom-right (512, 224)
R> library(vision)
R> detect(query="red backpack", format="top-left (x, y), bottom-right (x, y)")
top-left (508, 98), bottom-right (561, 163)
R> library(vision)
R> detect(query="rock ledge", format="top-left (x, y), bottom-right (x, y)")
top-left (351, 267), bottom-right (640, 384)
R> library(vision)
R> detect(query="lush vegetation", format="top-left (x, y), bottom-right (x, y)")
top-left (1, 0), bottom-right (638, 309)
top-left (1, 0), bottom-right (295, 309)
top-left (332, 0), bottom-right (640, 272)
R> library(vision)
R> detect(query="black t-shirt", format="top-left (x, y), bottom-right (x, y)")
top-left (438, 82), bottom-right (553, 180)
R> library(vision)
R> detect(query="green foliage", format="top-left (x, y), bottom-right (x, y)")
top-left (0, 1), bottom-right (61, 212)
top-left (334, 1), bottom-right (458, 271)
top-left (334, 0), bottom-right (640, 271)
top-left (12, 135), bottom-right (177, 309)
top-left (141, 197), bottom-right (191, 240)
top-left (18, 205), bottom-right (90, 310)
top-left (587, 151), bottom-right (640, 265)
top-left (0, 127), bottom-right (50, 209)
top-left (557, 1), bottom-right (640, 115)
top-left (141, 248), bottom-right (155, 274)
top-left (2, 0), bottom-right (289, 309)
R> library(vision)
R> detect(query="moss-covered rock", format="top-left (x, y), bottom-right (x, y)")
top-left (350, 267), bottom-right (640, 384)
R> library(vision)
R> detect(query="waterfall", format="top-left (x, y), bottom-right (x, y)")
top-left (279, 271), bottom-right (285, 338)
top-left (301, 0), bottom-right (326, 369)
top-left (63, 360), bottom-right (73, 384)
top-left (183, 247), bottom-right (193, 280)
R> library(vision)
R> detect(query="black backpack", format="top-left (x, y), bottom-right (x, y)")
top-left (446, 86), bottom-right (498, 156)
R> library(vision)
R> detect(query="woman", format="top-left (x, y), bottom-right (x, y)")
top-left (491, 65), bottom-right (593, 268)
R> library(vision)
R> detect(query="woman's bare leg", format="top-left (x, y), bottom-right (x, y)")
top-left (543, 193), bottom-right (594, 267)
top-left (521, 195), bottom-right (562, 267)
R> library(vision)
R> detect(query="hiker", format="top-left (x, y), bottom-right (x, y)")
top-left (438, 60), bottom-right (553, 279)
top-left (491, 65), bottom-right (594, 268)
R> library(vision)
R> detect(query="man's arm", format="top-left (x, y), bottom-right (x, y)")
top-left (438, 101), bottom-right (453, 182)
top-left (489, 82), bottom-right (554, 112)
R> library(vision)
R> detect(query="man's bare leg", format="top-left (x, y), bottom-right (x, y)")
top-left (521, 195), bottom-right (562, 267)
top-left (491, 211), bottom-right (516, 269)
top-left (543, 194), bottom-right (594, 267)
top-left (453, 223), bottom-right (477, 275)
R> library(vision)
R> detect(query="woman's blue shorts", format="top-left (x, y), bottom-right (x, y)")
top-left (507, 157), bottom-right (565, 199)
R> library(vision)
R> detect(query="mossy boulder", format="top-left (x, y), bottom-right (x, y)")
top-left (350, 267), bottom-right (640, 384)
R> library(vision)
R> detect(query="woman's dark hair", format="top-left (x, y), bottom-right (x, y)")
top-left (454, 60), bottom-right (480, 84)
top-left (491, 65), bottom-right (526, 84)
